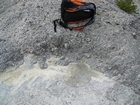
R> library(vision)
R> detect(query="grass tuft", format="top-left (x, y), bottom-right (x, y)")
top-left (116, 0), bottom-right (137, 14)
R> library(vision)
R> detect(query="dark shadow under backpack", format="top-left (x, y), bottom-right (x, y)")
top-left (53, 0), bottom-right (96, 32)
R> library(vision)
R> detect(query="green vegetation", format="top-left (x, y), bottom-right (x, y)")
top-left (116, 0), bottom-right (137, 14)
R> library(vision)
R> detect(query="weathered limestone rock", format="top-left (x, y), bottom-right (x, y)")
top-left (0, 0), bottom-right (140, 104)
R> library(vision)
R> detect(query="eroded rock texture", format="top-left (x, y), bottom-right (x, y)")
top-left (0, 0), bottom-right (140, 105)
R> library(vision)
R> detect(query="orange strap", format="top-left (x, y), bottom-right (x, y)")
top-left (68, 20), bottom-right (84, 24)
top-left (71, 0), bottom-right (85, 6)
top-left (72, 26), bottom-right (85, 30)
top-left (66, 9), bottom-right (78, 12)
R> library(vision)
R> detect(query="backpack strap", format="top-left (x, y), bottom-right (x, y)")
top-left (72, 15), bottom-right (95, 30)
top-left (53, 19), bottom-right (72, 32)
top-left (53, 14), bottom-right (95, 32)
top-left (71, 0), bottom-right (85, 6)
top-left (53, 19), bottom-right (60, 32)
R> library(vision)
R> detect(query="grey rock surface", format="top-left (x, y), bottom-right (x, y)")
top-left (0, 0), bottom-right (140, 105)
top-left (0, 57), bottom-right (140, 105)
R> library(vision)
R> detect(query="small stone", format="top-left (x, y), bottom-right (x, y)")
top-left (60, 56), bottom-right (65, 60)
top-left (38, 62), bottom-right (48, 69)
top-left (84, 53), bottom-right (91, 58)
top-left (86, 38), bottom-right (91, 42)
top-left (51, 47), bottom-right (58, 52)
top-left (132, 32), bottom-right (136, 35)
top-left (64, 43), bottom-right (69, 49)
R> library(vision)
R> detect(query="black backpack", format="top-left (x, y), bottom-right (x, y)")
top-left (53, 0), bottom-right (96, 32)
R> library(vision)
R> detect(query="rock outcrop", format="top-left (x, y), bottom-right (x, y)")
top-left (0, 0), bottom-right (140, 105)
